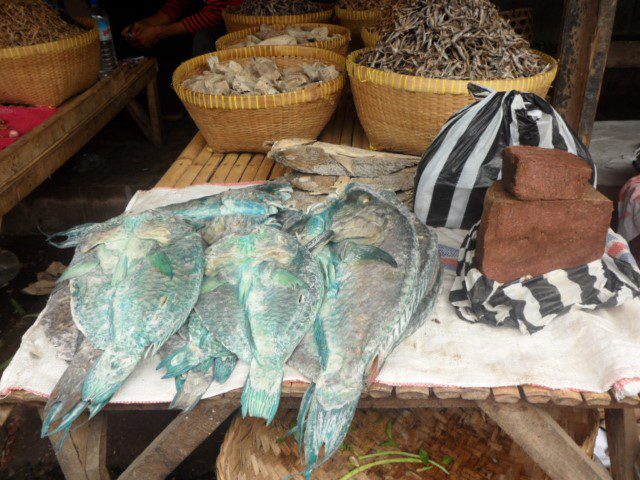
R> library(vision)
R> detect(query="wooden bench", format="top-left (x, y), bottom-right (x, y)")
top-left (0, 57), bottom-right (162, 220)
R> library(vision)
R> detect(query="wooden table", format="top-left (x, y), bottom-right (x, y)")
top-left (2, 100), bottom-right (637, 480)
top-left (0, 57), bottom-right (162, 220)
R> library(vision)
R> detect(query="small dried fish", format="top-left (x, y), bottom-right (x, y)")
top-left (360, 0), bottom-right (548, 80)
top-left (268, 139), bottom-right (420, 177)
top-left (286, 167), bottom-right (417, 194)
top-left (182, 57), bottom-right (339, 96)
top-left (230, 24), bottom-right (341, 49)
top-left (235, 0), bottom-right (324, 16)
top-left (338, 0), bottom-right (388, 10)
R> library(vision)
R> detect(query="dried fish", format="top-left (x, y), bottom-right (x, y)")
top-left (338, 0), bottom-right (388, 10)
top-left (359, 0), bottom-right (549, 80)
top-left (286, 167), bottom-right (417, 194)
top-left (0, 0), bottom-right (87, 48)
top-left (235, 0), bottom-right (324, 16)
top-left (182, 57), bottom-right (339, 96)
top-left (230, 24), bottom-right (341, 49)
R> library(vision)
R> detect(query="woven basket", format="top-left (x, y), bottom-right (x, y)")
top-left (361, 8), bottom-right (534, 48)
top-left (217, 408), bottom-right (598, 480)
top-left (215, 23), bottom-right (351, 56)
top-left (347, 48), bottom-right (558, 155)
top-left (0, 21), bottom-right (99, 107)
top-left (222, 4), bottom-right (335, 33)
top-left (335, 7), bottom-right (382, 46)
top-left (173, 45), bottom-right (346, 153)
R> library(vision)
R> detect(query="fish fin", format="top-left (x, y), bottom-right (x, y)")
top-left (213, 355), bottom-right (237, 383)
top-left (297, 383), bottom-right (316, 456)
top-left (57, 260), bottom-right (99, 283)
top-left (82, 349), bottom-right (142, 407)
top-left (241, 358), bottom-right (283, 425)
top-left (111, 255), bottom-right (128, 286)
top-left (340, 242), bottom-right (397, 268)
top-left (158, 344), bottom-right (206, 379)
top-left (238, 268), bottom-right (254, 307)
top-left (47, 223), bottom-right (97, 248)
top-left (150, 251), bottom-right (173, 279)
top-left (201, 275), bottom-right (228, 294)
top-left (272, 268), bottom-right (309, 290)
top-left (170, 367), bottom-right (215, 411)
top-left (301, 389), bottom-right (360, 479)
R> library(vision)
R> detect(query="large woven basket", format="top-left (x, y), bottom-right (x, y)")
top-left (335, 7), bottom-right (382, 46)
top-left (222, 4), bottom-right (335, 33)
top-left (347, 48), bottom-right (558, 155)
top-left (0, 21), bottom-right (99, 107)
top-left (217, 408), bottom-right (598, 480)
top-left (362, 8), bottom-right (534, 48)
top-left (173, 45), bottom-right (346, 153)
top-left (215, 23), bottom-right (351, 56)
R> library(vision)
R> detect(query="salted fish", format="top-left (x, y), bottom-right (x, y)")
top-left (293, 185), bottom-right (441, 477)
top-left (286, 167), bottom-right (416, 195)
top-left (41, 211), bottom-right (204, 439)
top-left (268, 139), bottom-right (420, 177)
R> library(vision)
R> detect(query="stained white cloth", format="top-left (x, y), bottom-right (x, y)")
top-left (2, 184), bottom-right (640, 404)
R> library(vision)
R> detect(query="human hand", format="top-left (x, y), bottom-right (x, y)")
top-left (129, 24), bottom-right (166, 50)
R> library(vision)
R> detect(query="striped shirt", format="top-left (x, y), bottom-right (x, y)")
top-left (160, 0), bottom-right (242, 33)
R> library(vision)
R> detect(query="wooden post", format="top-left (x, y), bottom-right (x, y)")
top-left (552, 0), bottom-right (618, 145)
top-left (479, 402), bottom-right (612, 480)
top-left (605, 408), bottom-right (639, 480)
top-left (146, 77), bottom-right (163, 147)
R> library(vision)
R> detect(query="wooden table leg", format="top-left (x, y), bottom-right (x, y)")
top-left (146, 77), bottom-right (163, 147)
top-left (605, 408), bottom-right (639, 480)
top-left (117, 398), bottom-right (238, 480)
top-left (38, 407), bottom-right (111, 480)
top-left (479, 402), bottom-right (612, 480)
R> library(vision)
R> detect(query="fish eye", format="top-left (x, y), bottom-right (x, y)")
top-left (357, 194), bottom-right (371, 205)
top-left (298, 295), bottom-right (304, 303)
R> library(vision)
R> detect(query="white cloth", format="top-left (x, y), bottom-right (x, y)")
top-left (2, 184), bottom-right (640, 403)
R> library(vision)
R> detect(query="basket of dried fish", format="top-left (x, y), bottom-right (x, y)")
top-left (347, 0), bottom-right (558, 155)
top-left (217, 408), bottom-right (598, 480)
top-left (0, 0), bottom-right (100, 107)
top-left (216, 23), bottom-right (351, 56)
top-left (222, 1), bottom-right (335, 33)
top-left (173, 45), bottom-right (346, 152)
top-left (334, 0), bottom-right (385, 46)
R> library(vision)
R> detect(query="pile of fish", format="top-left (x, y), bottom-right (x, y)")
top-left (40, 181), bottom-right (442, 478)
top-left (337, 0), bottom-right (388, 10)
top-left (235, 0), bottom-right (325, 16)
top-left (230, 24), bottom-right (342, 48)
top-left (359, 0), bottom-right (549, 79)
top-left (182, 56), bottom-right (340, 96)
top-left (267, 138), bottom-right (421, 209)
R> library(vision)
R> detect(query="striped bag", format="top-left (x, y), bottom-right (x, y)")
top-left (450, 224), bottom-right (640, 334)
top-left (414, 84), bottom-right (595, 229)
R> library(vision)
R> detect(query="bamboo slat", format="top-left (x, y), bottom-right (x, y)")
top-left (193, 153), bottom-right (225, 184)
top-left (491, 387), bottom-right (522, 403)
top-left (210, 153), bottom-right (239, 182)
top-left (225, 153), bottom-right (253, 183)
top-left (174, 147), bottom-right (214, 188)
top-left (521, 386), bottom-right (553, 404)
top-left (581, 392), bottom-right (612, 407)
top-left (239, 154), bottom-right (265, 182)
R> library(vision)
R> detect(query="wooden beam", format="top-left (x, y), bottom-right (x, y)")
top-left (607, 41), bottom-right (640, 68)
top-left (146, 77), bottom-right (163, 147)
top-left (117, 399), bottom-right (238, 480)
top-left (605, 409), bottom-right (639, 480)
top-left (479, 402), bottom-right (612, 480)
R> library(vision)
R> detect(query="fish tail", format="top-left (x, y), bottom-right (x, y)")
top-left (241, 358), bottom-right (283, 425)
top-left (300, 387), bottom-right (360, 478)
top-left (46, 222), bottom-right (97, 248)
top-left (213, 355), bottom-right (237, 384)
top-left (157, 344), bottom-right (206, 379)
top-left (82, 349), bottom-right (142, 408)
top-left (170, 367), bottom-right (215, 411)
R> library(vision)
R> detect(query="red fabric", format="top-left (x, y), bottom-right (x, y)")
top-left (0, 106), bottom-right (58, 151)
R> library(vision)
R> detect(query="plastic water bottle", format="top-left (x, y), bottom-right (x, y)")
top-left (89, 0), bottom-right (118, 78)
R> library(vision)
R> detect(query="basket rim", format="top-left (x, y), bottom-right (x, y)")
top-left (222, 3), bottom-right (334, 22)
top-left (173, 45), bottom-right (346, 110)
top-left (215, 23), bottom-right (351, 51)
top-left (334, 6), bottom-right (383, 20)
top-left (347, 47), bottom-right (558, 94)
top-left (0, 22), bottom-right (98, 59)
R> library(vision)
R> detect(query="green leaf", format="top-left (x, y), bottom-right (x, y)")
top-left (419, 449), bottom-right (430, 464)
top-left (10, 298), bottom-right (26, 317)
top-left (337, 458), bottom-right (423, 480)
top-left (442, 455), bottom-right (454, 466)
top-left (379, 439), bottom-right (398, 448)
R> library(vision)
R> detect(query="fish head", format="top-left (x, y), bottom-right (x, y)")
top-left (329, 188), bottom-right (391, 245)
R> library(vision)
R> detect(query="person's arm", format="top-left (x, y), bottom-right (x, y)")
top-left (180, 0), bottom-right (227, 34)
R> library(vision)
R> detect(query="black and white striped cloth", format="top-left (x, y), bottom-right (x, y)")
top-left (450, 224), bottom-right (640, 334)
top-left (414, 84), bottom-right (595, 229)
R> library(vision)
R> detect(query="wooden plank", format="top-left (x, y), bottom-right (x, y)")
top-left (209, 153), bottom-right (239, 183)
top-left (582, 391), bottom-right (612, 407)
top-left (193, 153), bottom-right (225, 184)
top-left (117, 399), bottom-right (238, 480)
top-left (254, 154), bottom-right (275, 182)
top-left (225, 153), bottom-right (253, 183)
top-left (319, 96), bottom-right (347, 144)
top-left (607, 41), bottom-right (640, 68)
top-left (339, 106), bottom-right (355, 147)
top-left (605, 408), bottom-right (639, 480)
top-left (240, 154), bottom-right (265, 182)
top-left (156, 159), bottom-right (191, 188)
top-left (616, 393), bottom-right (640, 406)
top-left (351, 119), bottom-right (369, 150)
top-left (432, 387), bottom-right (463, 399)
top-left (550, 389), bottom-right (584, 406)
top-left (367, 384), bottom-right (394, 399)
top-left (84, 414), bottom-right (110, 480)
top-left (521, 385), bottom-right (553, 404)
top-left (270, 161), bottom-right (287, 180)
top-left (491, 387), bottom-right (522, 404)
top-left (174, 148), bottom-right (213, 188)
top-left (125, 99), bottom-right (156, 148)
top-left (0, 59), bottom-right (157, 216)
top-left (395, 386), bottom-right (431, 399)
top-left (460, 387), bottom-right (491, 401)
top-left (480, 402), bottom-right (612, 480)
